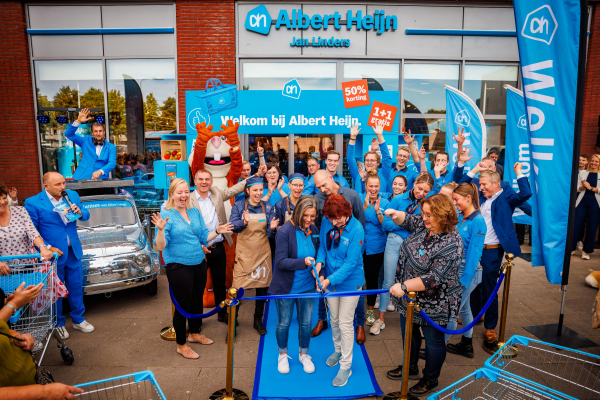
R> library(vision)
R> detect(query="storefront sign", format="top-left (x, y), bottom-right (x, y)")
top-left (367, 101), bottom-right (397, 132)
top-left (342, 79), bottom-right (370, 108)
top-left (245, 5), bottom-right (398, 47)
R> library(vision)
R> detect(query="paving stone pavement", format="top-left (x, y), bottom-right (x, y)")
top-left (43, 244), bottom-right (600, 399)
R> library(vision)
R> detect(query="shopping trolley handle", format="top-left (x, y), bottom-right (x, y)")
top-left (0, 252), bottom-right (58, 262)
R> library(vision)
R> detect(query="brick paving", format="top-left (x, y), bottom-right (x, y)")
top-left (43, 243), bottom-right (600, 399)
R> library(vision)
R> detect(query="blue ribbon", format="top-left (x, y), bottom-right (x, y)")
top-left (417, 273), bottom-right (505, 334)
top-left (169, 285), bottom-right (224, 319)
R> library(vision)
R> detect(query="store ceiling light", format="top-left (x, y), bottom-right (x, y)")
top-left (37, 115), bottom-right (50, 124)
top-left (56, 115), bottom-right (68, 124)
top-left (94, 114), bottom-right (105, 124)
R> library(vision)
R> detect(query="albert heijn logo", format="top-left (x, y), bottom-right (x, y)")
top-left (454, 110), bottom-right (470, 127)
top-left (245, 4), bottom-right (272, 35)
top-left (521, 5), bottom-right (558, 45)
top-left (517, 114), bottom-right (528, 130)
top-left (282, 79), bottom-right (301, 100)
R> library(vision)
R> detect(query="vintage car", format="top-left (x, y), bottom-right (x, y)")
top-left (77, 194), bottom-right (159, 296)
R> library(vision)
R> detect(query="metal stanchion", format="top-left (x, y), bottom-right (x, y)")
top-left (210, 288), bottom-right (248, 400)
top-left (383, 291), bottom-right (419, 400)
top-left (160, 304), bottom-right (178, 341)
top-left (483, 253), bottom-right (517, 356)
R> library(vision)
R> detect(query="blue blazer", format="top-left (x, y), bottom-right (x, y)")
top-left (269, 221), bottom-right (320, 295)
top-left (458, 172), bottom-right (532, 256)
top-left (24, 190), bottom-right (90, 265)
top-left (65, 123), bottom-right (117, 180)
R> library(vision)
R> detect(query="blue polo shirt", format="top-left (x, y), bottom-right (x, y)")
top-left (382, 191), bottom-right (423, 239)
top-left (416, 164), bottom-right (456, 195)
top-left (290, 229), bottom-right (316, 293)
top-left (390, 164), bottom-right (419, 192)
top-left (457, 210), bottom-right (487, 288)
top-left (360, 193), bottom-right (390, 255)
top-left (347, 141), bottom-right (392, 195)
top-left (302, 173), bottom-right (349, 196)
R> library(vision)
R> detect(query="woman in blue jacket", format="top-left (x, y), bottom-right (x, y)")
top-left (262, 163), bottom-right (291, 206)
top-left (374, 173), bottom-right (434, 333)
top-left (274, 173), bottom-right (305, 227)
top-left (446, 183), bottom-right (486, 358)
top-left (153, 178), bottom-right (234, 359)
top-left (270, 196), bottom-right (320, 375)
top-left (360, 171), bottom-right (390, 332)
top-left (315, 194), bottom-right (365, 388)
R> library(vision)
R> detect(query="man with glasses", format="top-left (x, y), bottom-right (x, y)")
top-left (303, 150), bottom-right (350, 196)
top-left (391, 146), bottom-right (418, 192)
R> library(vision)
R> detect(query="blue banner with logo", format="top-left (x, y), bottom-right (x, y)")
top-left (505, 85), bottom-right (533, 225)
top-left (444, 86), bottom-right (486, 172)
top-left (513, 0), bottom-right (582, 284)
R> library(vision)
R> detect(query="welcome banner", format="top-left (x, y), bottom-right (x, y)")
top-left (513, 0), bottom-right (583, 284)
top-left (504, 85), bottom-right (533, 225)
top-left (444, 85), bottom-right (486, 172)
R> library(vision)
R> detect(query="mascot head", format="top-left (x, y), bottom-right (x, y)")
top-left (189, 121), bottom-right (241, 179)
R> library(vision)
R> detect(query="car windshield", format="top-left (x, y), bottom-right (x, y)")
top-left (79, 200), bottom-right (137, 228)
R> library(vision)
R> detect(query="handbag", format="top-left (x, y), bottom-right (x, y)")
top-left (0, 331), bottom-right (54, 384)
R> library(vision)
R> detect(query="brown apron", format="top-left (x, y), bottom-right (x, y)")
top-left (233, 200), bottom-right (272, 289)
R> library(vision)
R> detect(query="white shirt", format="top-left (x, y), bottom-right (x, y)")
top-left (195, 190), bottom-right (222, 245)
top-left (480, 189), bottom-right (503, 245)
top-left (45, 190), bottom-right (71, 246)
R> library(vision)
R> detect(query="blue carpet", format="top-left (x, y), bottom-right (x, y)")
top-left (252, 298), bottom-right (383, 400)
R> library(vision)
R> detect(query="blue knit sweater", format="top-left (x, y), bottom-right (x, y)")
top-left (154, 208), bottom-right (209, 265)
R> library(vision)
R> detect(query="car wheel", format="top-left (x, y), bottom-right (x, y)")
top-left (146, 279), bottom-right (158, 296)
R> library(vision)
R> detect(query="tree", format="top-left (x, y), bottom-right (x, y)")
top-left (53, 86), bottom-right (79, 108)
top-left (108, 89), bottom-right (127, 144)
top-left (80, 87), bottom-right (104, 109)
top-left (143, 92), bottom-right (160, 132)
top-left (159, 96), bottom-right (177, 131)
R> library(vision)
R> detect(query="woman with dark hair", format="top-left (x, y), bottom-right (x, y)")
top-left (384, 194), bottom-right (463, 396)
top-left (262, 162), bottom-right (291, 206)
top-left (270, 196), bottom-right (319, 375)
top-left (274, 173), bottom-right (305, 227)
top-left (446, 183), bottom-right (486, 358)
top-left (375, 172), bottom-right (434, 333)
top-left (315, 194), bottom-right (365, 387)
top-left (573, 154), bottom-right (600, 260)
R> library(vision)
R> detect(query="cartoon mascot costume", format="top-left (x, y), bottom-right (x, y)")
top-left (189, 120), bottom-right (243, 306)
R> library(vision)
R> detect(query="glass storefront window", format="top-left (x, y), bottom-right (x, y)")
top-left (402, 117), bottom-right (446, 168)
top-left (403, 63), bottom-right (459, 114)
top-left (293, 134), bottom-right (336, 175)
top-left (485, 119), bottom-right (506, 158)
top-left (464, 65), bottom-right (519, 115)
top-left (34, 60), bottom-right (104, 178)
top-left (242, 62), bottom-right (336, 90)
top-left (343, 63), bottom-right (400, 92)
top-left (248, 135), bottom-right (290, 175)
top-left (106, 59), bottom-right (177, 179)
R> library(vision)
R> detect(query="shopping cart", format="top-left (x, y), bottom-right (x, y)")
top-left (428, 368), bottom-right (572, 400)
top-left (75, 371), bottom-right (166, 399)
top-left (485, 335), bottom-right (600, 400)
top-left (0, 253), bottom-right (74, 365)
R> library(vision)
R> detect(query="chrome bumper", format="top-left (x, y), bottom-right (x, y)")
top-left (83, 273), bottom-right (158, 295)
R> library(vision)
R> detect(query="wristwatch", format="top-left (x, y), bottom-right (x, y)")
top-left (215, 228), bottom-right (220, 235)
top-left (401, 283), bottom-right (408, 293)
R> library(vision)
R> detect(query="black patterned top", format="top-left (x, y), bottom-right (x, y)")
top-left (393, 214), bottom-right (463, 325)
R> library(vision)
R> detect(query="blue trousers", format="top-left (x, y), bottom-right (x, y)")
top-left (400, 315), bottom-right (446, 381)
top-left (572, 197), bottom-right (600, 254)
top-left (275, 291), bottom-right (315, 353)
top-left (470, 247), bottom-right (503, 330)
top-left (56, 247), bottom-right (85, 326)
top-left (318, 294), bottom-right (365, 326)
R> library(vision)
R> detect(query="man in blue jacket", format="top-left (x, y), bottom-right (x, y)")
top-left (65, 108), bottom-right (117, 180)
top-left (456, 162), bottom-right (531, 354)
top-left (24, 172), bottom-right (94, 339)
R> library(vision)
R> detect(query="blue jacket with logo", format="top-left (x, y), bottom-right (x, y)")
top-left (457, 210), bottom-right (487, 288)
top-left (360, 193), bottom-right (390, 255)
top-left (316, 216), bottom-right (365, 292)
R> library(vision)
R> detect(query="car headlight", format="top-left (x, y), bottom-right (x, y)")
top-left (134, 254), bottom-right (150, 266)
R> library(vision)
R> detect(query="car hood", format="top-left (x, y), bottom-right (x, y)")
top-left (79, 227), bottom-right (148, 258)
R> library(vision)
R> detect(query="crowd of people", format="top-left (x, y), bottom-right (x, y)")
top-left (1, 108), bottom-right (599, 398)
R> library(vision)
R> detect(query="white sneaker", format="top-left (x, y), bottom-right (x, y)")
top-left (374, 295), bottom-right (380, 309)
top-left (72, 320), bottom-right (95, 333)
top-left (278, 354), bottom-right (291, 374)
top-left (370, 319), bottom-right (385, 335)
top-left (582, 252), bottom-right (590, 260)
top-left (577, 241), bottom-right (584, 251)
top-left (56, 326), bottom-right (69, 340)
top-left (366, 310), bottom-right (376, 326)
top-left (299, 354), bottom-right (315, 374)
top-left (387, 298), bottom-right (396, 312)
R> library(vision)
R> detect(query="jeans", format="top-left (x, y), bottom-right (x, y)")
top-left (400, 315), bottom-right (446, 381)
top-left (275, 291), bottom-right (315, 353)
top-left (327, 294), bottom-right (360, 370)
top-left (166, 261), bottom-right (207, 345)
top-left (363, 252), bottom-right (385, 306)
top-left (380, 233), bottom-right (404, 313)
top-left (445, 265), bottom-right (482, 341)
top-left (470, 247), bottom-right (504, 330)
top-left (56, 247), bottom-right (85, 327)
top-left (572, 197), bottom-right (600, 254)
top-left (317, 292), bottom-right (365, 327)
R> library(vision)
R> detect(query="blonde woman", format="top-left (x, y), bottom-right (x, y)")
top-left (573, 154), bottom-right (600, 259)
top-left (152, 178), bottom-right (233, 359)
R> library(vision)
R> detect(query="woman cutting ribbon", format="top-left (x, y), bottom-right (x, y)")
top-left (230, 176), bottom-right (279, 336)
top-left (153, 178), bottom-right (234, 360)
